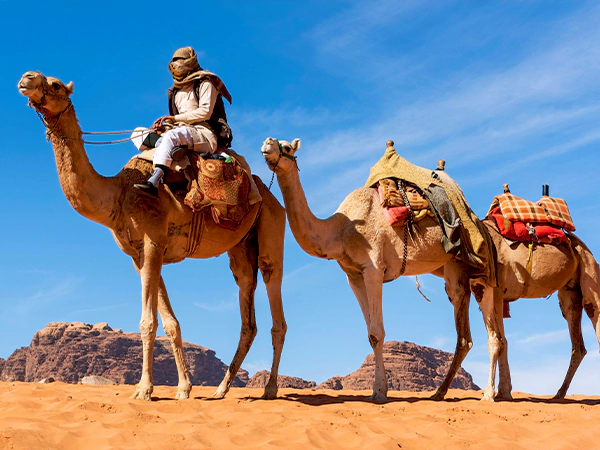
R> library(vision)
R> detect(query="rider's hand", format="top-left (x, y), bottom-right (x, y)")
top-left (152, 115), bottom-right (174, 130)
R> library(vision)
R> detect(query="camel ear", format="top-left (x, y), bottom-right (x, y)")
top-left (65, 81), bottom-right (74, 95)
top-left (291, 138), bottom-right (301, 152)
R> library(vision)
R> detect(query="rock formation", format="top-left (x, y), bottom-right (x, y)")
top-left (317, 341), bottom-right (479, 391)
top-left (246, 370), bottom-right (316, 389)
top-left (0, 322), bottom-right (248, 386)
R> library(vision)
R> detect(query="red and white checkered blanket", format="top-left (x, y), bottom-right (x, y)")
top-left (487, 193), bottom-right (575, 231)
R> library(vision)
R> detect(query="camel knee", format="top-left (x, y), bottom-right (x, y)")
top-left (271, 321), bottom-right (287, 338)
top-left (139, 318), bottom-right (157, 339)
top-left (258, 256), bottom-right (276, 284)
top-left (242, 324), bottom-right (258, 342)
top-left (162, 319), bottom-right (181, 341)
top-left (490, 334), bottom-right (505, 356)
top-left (458, 337), bottom-right (473, 353)
top-left (368, 331), bottom-right (385, 349)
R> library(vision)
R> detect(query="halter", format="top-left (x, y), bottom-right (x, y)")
top-left (267, 139), bottom-right (299, 190)
top-left (27, 73), bottom-right (76, 143)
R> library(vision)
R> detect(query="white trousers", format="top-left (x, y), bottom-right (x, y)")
top-left (153, 126), bottom-right (216, 167)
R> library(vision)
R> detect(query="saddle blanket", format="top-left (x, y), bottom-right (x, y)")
top-left (487, 193), bottom-right (575, 232)
top-left (488, 206), bottom-right (567, 243)
top-left (184, 152), bottom-right (252, 231)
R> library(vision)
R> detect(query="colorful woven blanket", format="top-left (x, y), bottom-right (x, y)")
top-left (488, 207), bottom-right (567, 243)
top-left (487, 193), bottom-right (575, 232)
top-left (184, 153), bottom-right (252, 230)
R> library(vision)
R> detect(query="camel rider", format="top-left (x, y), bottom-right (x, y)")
top-left (134, 46), bottom-right (261, 204)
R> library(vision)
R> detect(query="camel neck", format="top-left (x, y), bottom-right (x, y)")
top-left (276, 167), bottom-right (341, 259)
top-left (49, 108), bottom-right (117, 227)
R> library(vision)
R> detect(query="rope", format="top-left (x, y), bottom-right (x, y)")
top-left (82, 129), bottom-right (143, 135)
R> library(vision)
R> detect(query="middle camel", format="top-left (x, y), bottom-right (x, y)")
top-left (261, 137), bottom-right (490, 401)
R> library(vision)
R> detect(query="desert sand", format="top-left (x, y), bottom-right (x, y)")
top-left (0, 382), bottom-right (598, 449)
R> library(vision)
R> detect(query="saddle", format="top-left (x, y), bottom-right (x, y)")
top-left (133, 148), bottom-right (252, 230)
top-left (486, 186), bottom-right (574, 245)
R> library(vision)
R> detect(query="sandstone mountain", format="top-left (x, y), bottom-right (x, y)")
top-left (244, 341), bottom-right (479, 392)
top-left (317, 341), bottom-right (479, 391)
top-left (0, 322), bottom-right (248, 386)
top-left (246, 370), bottom-right (317, 389)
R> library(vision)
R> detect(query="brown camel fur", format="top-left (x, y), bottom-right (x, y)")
top-left (261, 137), bottom-right (473, 402)
top-left (471, 220), bottom-right (600, 401)
top-left (18, 71), bottom-right (287, 401)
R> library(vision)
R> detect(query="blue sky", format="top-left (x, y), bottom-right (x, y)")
top-left (1, 1), bottom-right (600, 395)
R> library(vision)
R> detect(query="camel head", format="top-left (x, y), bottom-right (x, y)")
top-left (18, 71), bottom-right (74, 117)
top-left (261, 137), bottom-right (301, 173)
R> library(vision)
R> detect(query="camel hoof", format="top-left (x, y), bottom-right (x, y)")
top-left (495, 392), bottom-right (513, 402)
top-left (552, 392), bottom-right (566, 401)
top-left (430, 390), bottom-right (446, 401)
top-left (175, 390), bottom-right (190, 400)
top-left (131, 385), bottom-right (153, 401)
top-left (368, 392), bottom-right (388, 403)
top-left (261, 386), bottom-right (278, 400)
top-left (212, 388), bottom-right (227, 399)
top-left (481, 393), bottom-right (496, 402)
top-left (174, 382), bottom-right (192, 400)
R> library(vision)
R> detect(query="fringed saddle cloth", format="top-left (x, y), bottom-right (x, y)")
top-left (486, 192), bottom-right (575, 245)
top-left (378, 178), bottom-right (434, 226)
top-left (184, 153), bottom-right (252, 231)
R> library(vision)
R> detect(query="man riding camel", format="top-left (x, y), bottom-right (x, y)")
top-left (134, 46), bottom-right (261, 204)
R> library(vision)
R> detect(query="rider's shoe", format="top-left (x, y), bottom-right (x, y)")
top-left (133, 182), bottom-right (159, 197)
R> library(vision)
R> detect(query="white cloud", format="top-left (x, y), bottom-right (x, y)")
top-left (515, 330), bottom-right (569, 346)
top-left (193, 300), bottom-right (237, 312)
top-left (13, 276), bottom-right (83, 314)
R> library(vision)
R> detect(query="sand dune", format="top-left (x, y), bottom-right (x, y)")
top-left (0, 382), bottom-right (597, 449)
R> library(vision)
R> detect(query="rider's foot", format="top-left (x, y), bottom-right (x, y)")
top-left (133, 182), bottom-right (159, 197)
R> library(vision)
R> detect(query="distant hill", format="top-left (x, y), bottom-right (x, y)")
top-left (242, 341), bottom-right (479, 392)
top-left (0, 322), bottom-right (248, 387)
top-left (317, 341), bottom-right (480, 391)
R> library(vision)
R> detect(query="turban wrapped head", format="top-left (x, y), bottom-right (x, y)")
top-left (169, 46), bottom-right (202, 81)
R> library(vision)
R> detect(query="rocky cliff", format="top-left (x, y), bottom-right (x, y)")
top-left (317, 341), bottom-right (479, 391)
top-left (246, 370), bottom-right (317, 389)
top-left (244, 341), bottom-right (479, 392)
top-left (0, 322), bottom-right (248, 386)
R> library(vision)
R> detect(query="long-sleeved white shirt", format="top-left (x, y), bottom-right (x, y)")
top-left (172, 80), bottom-right (218, 152)
top-left (173, 80), bottom-right (218, 124)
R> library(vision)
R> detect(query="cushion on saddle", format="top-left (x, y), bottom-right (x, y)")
top-left (537, 196), bottom-right (575, 232)
top-left (184, 153), bottom-right (252, 230)
top-left (488, 193), bottom-right (576, 232)
top-left (378, 184), bottom-right (409, 226)
top-left (377, 180), bottom-right (432, 227)
top-left (488, 207), bottom-right (567, 243)
top-left (491, 193), bottom-right (547, 223)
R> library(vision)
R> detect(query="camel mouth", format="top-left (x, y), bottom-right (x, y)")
top-left (18, 81), bottom-right (37, 96)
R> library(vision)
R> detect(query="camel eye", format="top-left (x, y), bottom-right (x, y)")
top-left (52, 82), bottom-right (61, 90)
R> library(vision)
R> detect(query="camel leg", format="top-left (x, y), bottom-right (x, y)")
top-left (495, 297), bottom-right (513, 401)
top-left (256, 187), bottom-right (287, 400)
top-left (431, 261), bottom-right (472, 400)
top-left (132, 261), bottom-right (192, 399)
top-left (157, 276), bottom-right (193, 399)
top-left (131, 239), bottom-right (163, 401)
top-left (348, 268), bottom-right (387, 402)
top-left (477, 286), bottom-right (505, 402)
top-left (554, 285), bottom-right (585, 399)
top-left (213, 236), bottom-right (259, 399)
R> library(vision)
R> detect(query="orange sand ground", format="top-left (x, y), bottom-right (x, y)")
top-left (0, 382), bottom-right (598, 449)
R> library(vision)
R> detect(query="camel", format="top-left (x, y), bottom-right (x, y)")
top-left (471, 219), bottom-right (600, 401)
top-left (18, 71), bottom-right (287, 401)
top-left (261, 137), bottom-right (476, 402)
